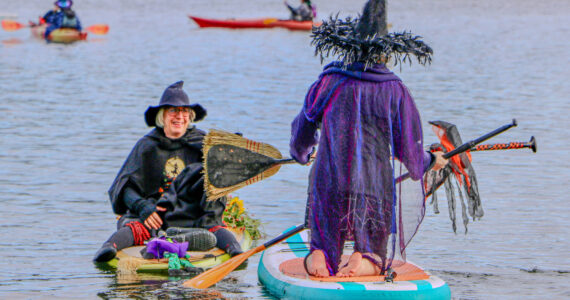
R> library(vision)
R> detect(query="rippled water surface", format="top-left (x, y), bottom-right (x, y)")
top-left (1, 0), bottom-right (569, 299)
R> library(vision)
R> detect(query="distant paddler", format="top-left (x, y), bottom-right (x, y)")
top-left (40, 0), bottom-right (82, 40)
top-left (284, 0), bottom-right (316, 21)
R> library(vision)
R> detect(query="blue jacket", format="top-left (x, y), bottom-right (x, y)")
top-left (43, 9), bottom-right (82, 38)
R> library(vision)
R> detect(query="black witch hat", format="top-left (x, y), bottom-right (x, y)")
top-left (311, 0), bottom-right (433, 68)
top-left (144, 81), bottom-right (207, 127)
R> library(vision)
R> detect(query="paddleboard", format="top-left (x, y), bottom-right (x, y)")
top-left (102, 227), bottom-right (252, 274)
top-left (258, 229), bottom-right (451, 299)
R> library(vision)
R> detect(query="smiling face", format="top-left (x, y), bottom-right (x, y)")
top-left (163, 106), bottom-right (191, 139)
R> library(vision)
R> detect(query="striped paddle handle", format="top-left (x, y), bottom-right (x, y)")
top-left (471, 136), bottom-right (536, 153)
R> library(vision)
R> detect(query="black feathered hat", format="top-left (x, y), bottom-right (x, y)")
top-left (144, 81), bottom-right (207, 127)
top-left (311, 0), bottom-right (433, 68)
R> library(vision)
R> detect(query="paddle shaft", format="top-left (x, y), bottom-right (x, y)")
top-left (272, 135), bottom-right (533, 170)
top-left (471, 136), bottom-right (536, 153)
top-left (183, 224), bottom-right (305, 289)
top-left (396, 119), bottom-right (518, 183)
top-left (442, 119), bottom-right (518, 158)
top-left (276, 137), bottom-right (533, 165)
top-left (238, 223), bottom-right (306, 255)
top-left (2, 20), bottom-right (108, 34)
top-left (274, 158), bottom-right (296, 164)
top-left (262, 224), bottom-right (305, 248)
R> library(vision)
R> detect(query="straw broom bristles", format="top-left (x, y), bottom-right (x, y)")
top-left (115, 251), bottom-right (164, 274)
top-left (115, 250), bottom-right (217, 274)
top-left (203, 129), bottom-right (284, 201)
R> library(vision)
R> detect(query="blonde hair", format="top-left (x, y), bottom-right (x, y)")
top-left (155, 107), bottom-right (196, 128)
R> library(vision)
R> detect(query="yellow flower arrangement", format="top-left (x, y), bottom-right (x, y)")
top-left (223, 196), bottom-right (263, 240)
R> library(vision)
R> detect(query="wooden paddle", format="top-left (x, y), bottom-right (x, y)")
top-left (1, 20), bottom-right (109, 34)
top-left (183, 224), bottom-right (305, 289)
top-left (203, 129), bottom-right (297, 201)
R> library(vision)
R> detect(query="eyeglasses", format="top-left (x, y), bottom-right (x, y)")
top-left (166, 107), bottom-right (191, 116)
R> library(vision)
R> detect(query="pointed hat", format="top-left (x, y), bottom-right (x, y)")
top-left (144, 81), bottom-right (207, 127)
top-left (311, 0), bottom-right (433, 68)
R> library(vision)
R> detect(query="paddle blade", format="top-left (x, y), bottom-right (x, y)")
top-left (1, 20), bottom-right (25, 31)
top-left (85, 24), bottom-right (109, 35)
top-left (203, 130), bottom-right (285, 201)
top-left (207, 144), bottom-right (281, 188)
top-left (183, 245), bottom-right (263, 289)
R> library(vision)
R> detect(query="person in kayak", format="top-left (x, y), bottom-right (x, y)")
top-left (41, 0), bottom-right (82, 40)
top-left (93, 81), bottom-right (243, 263)
top-left (284, 0), bottom-right (316, 21)
top-left (289, 0), bottom-right (448, 278)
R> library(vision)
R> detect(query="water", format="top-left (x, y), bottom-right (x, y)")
top-left (1, 0), bottom-right (568, 299)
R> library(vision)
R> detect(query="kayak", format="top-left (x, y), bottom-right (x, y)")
top-left (258, 229), bottom-right (451, 300)
top-left (189, 16), bottom-right (320, 31)
top-left (30, 24), bottom-right (87, 44)
top-left (102, 227), bottom-right (252, 274)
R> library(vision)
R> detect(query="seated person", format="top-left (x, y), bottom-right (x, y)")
top-left (284, 0), bottom-right (316, 21)
top-left (42, 0), bottom-right (82, 39)
top-left (93, 81), bottom-right (243, 263)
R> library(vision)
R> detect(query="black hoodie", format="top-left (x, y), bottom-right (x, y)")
top-left (107, 126), bottom-right (224, 228)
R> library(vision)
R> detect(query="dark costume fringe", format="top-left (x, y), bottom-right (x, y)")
top-left (424, 123), bottom-right (484, 234)
top-left (312, 15), bottom-right (433, 69)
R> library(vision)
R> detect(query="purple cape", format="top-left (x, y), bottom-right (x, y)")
top-left (290, 62), bottom-right (428, 274)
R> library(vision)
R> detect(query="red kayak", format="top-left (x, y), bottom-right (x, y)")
top-left (189, 16), bottom-right (320, 31)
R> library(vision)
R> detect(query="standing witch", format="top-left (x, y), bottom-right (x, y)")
top-left (289, 0), bottom-right (448, 277)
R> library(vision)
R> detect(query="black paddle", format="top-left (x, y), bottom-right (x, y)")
top-left (206, 144), bottom-right (294, 188)
top-left (396, 119), bottom-right (518, 183)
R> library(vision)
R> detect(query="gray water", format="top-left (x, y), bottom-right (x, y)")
top-left (0, 0), bottom-right (568, 299)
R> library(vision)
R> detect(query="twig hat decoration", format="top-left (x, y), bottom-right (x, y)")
top-left (311, 0), bottom-right (433, 68)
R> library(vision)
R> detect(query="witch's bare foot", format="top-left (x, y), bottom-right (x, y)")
top-left (336, 252), bottom-right (381, 277)
top-left (336, 252), bottom-right (362, 277)
top-left (306, 250), bottom-right (330, 277)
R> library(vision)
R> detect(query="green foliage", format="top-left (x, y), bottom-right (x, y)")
top-left (223, 196), bottom-right (263, 240)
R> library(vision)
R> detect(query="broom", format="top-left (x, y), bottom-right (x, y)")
top-left (203, 129), bottom-right (297, 201)
top-left (114, 248), bottom-right (165, 274)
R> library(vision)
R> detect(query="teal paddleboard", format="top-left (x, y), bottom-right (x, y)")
top-left (258, 229), bottom-right (451, 300)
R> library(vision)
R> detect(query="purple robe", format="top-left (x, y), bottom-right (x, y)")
top-left (290, 62), bottom-right (429, 274)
